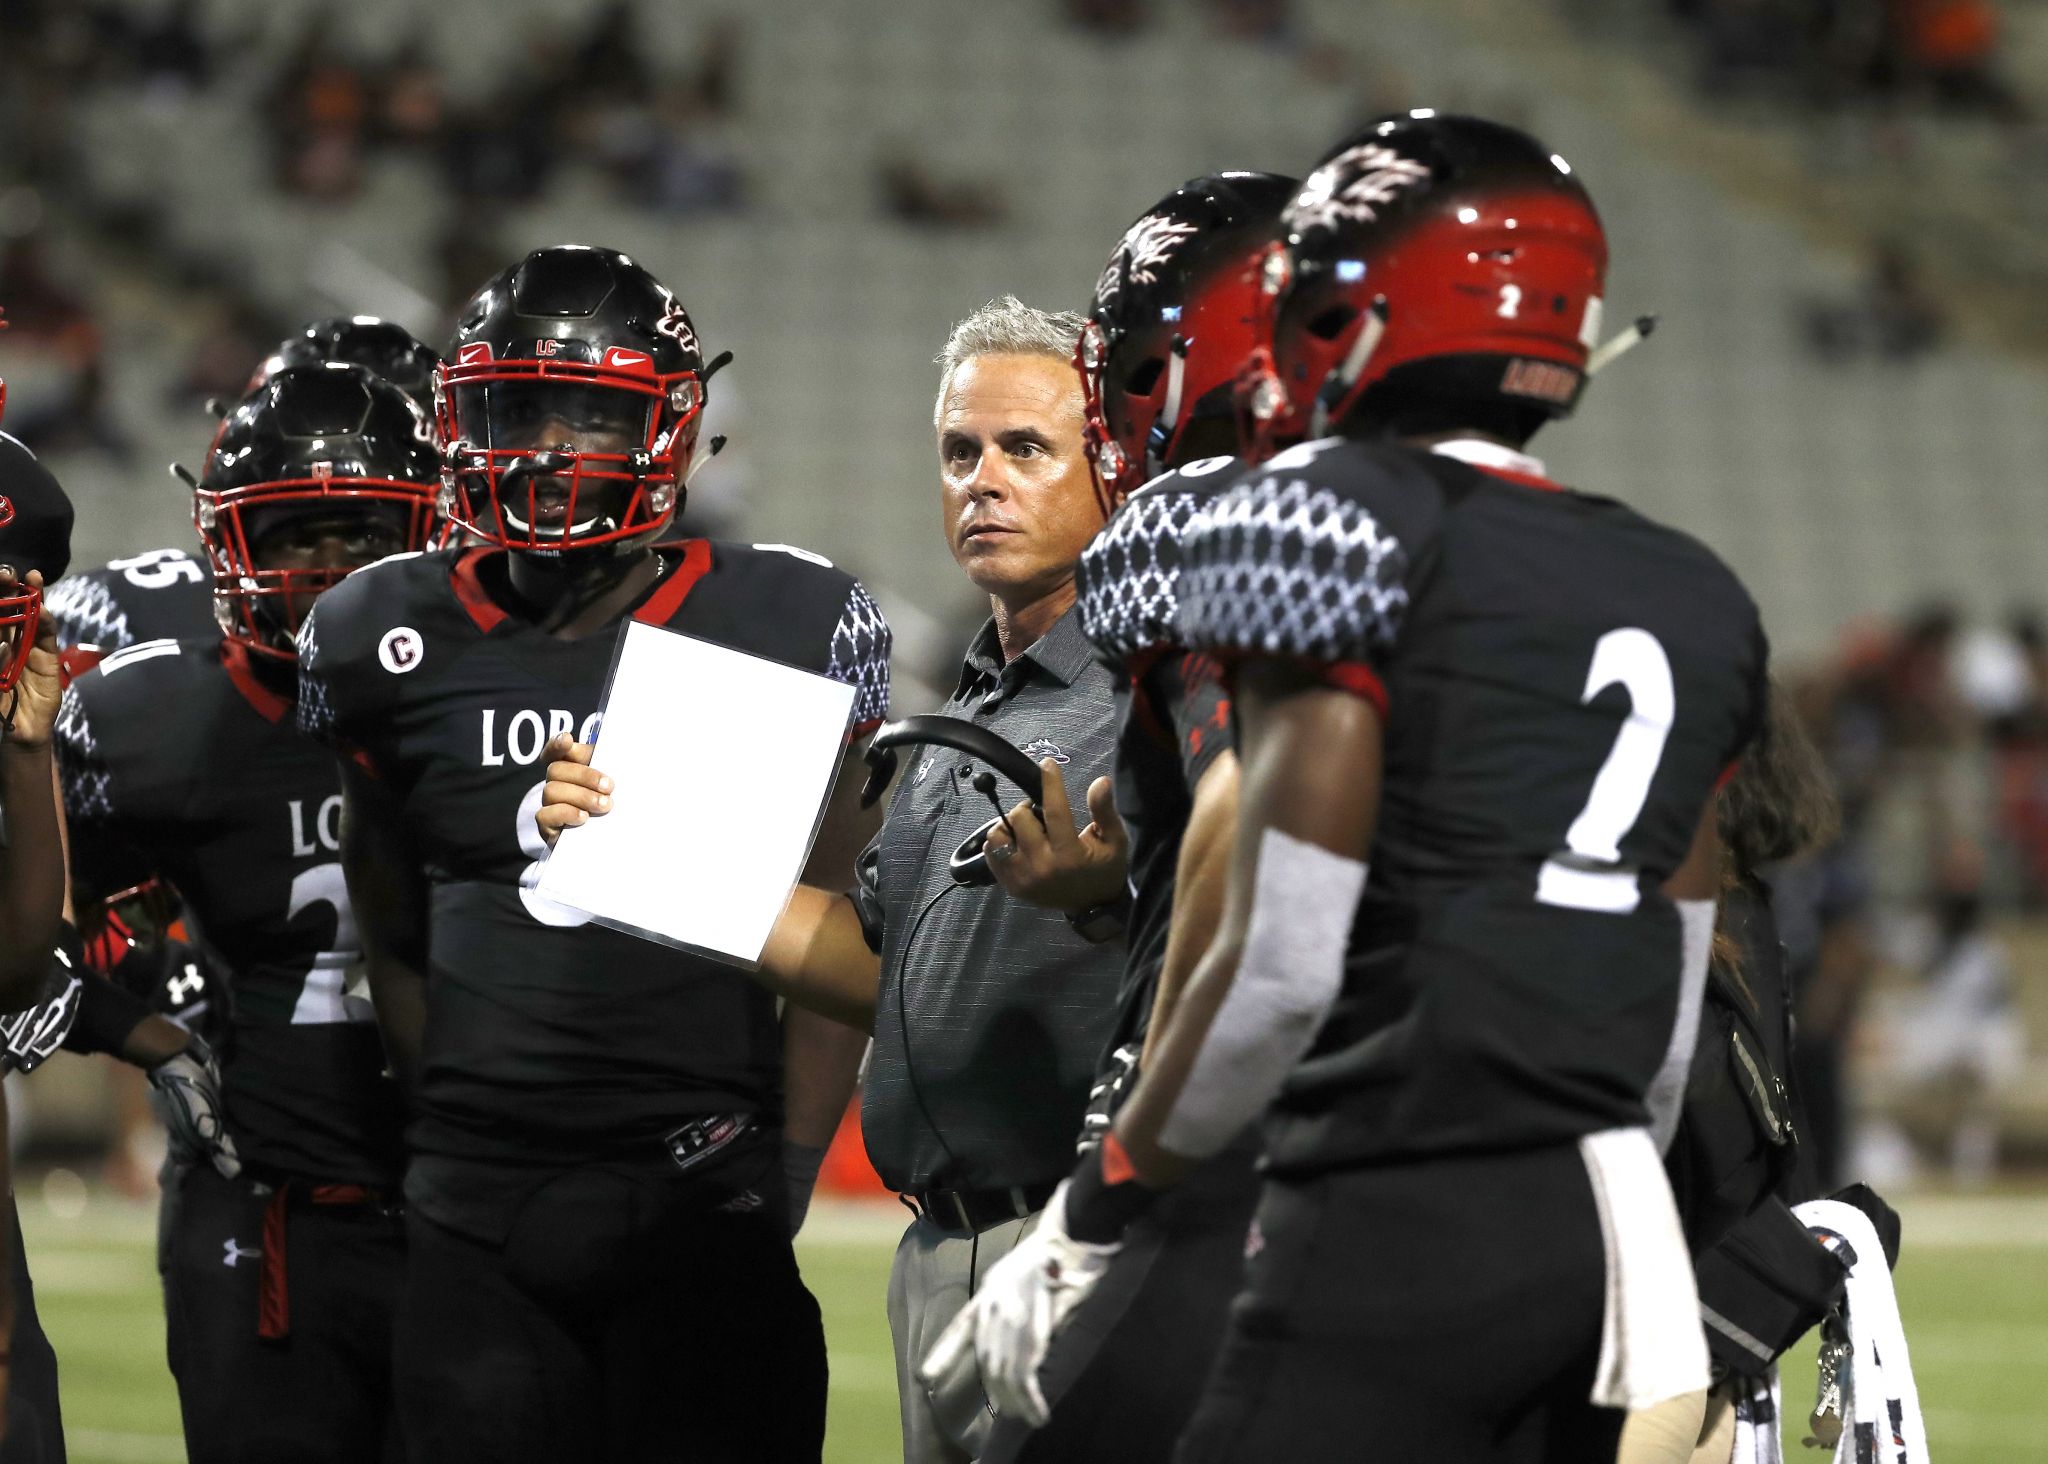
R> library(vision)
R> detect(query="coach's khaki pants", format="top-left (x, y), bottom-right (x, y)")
top-left (886, 1211), bottom-right (1040, 1464)
top-left (1618, 1381), bottom-right (1739, 1464)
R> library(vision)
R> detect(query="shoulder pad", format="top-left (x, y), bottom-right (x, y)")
top-left (1078, 457), bottom-right (1251, 664)
top-left (827, 580), bottom-right (892, 735)
top-left (1180, 443), bottom-right (1429, 664)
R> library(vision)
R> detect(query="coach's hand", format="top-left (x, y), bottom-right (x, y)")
top-left (536, 735), bottom-right (614, 848)
top-left (919, 1179), bottom-right (1120, 1429)
top-left (982, 759), bottom-right (1128, 913)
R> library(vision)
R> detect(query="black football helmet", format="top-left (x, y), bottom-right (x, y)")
top-left (1076, 171), bottom-right (1297, 511)
top-left (437, 245), bottom-right (710, 555)
top-left (1254, 112), bottom-right (1608, 445)
top-left (249, 316), bottom-right (442, 415)
top-left (195, 363), bottom-right (440, 660)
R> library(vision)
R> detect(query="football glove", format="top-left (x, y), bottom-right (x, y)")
top-left (918, 1178), bottom-right (1122, 1428)
top-left (147, 1034), bottom-right (240, 1180)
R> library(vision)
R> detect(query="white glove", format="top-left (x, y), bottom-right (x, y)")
top-left (148, 1036), bottom-right (241, 1180)
top-left (918, 1179), bottom-right (1122, 1428)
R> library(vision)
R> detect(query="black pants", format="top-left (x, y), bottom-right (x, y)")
top-left (394, 1165), bottom-right (827, 1464)
top-left (159, 1162), bottom-right (405, 1463)
top-left (981, 1137), bottom-right (1263, 1464)
top-left (1, 1192), bottom-right (64, 1464)
top-left (1177, 1145), bottom-right (1624, 1464)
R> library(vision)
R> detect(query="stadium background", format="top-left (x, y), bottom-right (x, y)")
top-left (3, 0), bottom-right (2047, 1459)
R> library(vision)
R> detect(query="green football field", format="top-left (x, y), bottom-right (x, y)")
top-left (19, 1186), bottom-right (2048, 1463)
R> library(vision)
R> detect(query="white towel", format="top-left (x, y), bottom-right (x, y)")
top-left (1730, 1368), bottom-right (1785, 1464)
top-left (1579, 1126), bottom-right (1712, 1409)
top-left (1793, 1199), bottom-right (1931, 1464)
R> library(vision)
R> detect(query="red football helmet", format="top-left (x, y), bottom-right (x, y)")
top-left (1076, 172), bottom-right (1298, 512)
top-left (1253, 112), bottom-right (1609, 445)
top-left (438, 246), bottom-right (710, 555)
top-left (195, 364), bottom-right (440, 661)
top-left (0, 495), bottom-right (34, 696)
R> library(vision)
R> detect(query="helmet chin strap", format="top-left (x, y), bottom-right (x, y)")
top-left (1586, 313), bottom-right (1658, 377)
top-left (1310, 298), bottom-right (1389, 439)
top-left (1144, 335), bottom-right (1191, 480)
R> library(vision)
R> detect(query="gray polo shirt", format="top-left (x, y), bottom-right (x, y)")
top-left (853, 605), bottom-right (1123, 1194)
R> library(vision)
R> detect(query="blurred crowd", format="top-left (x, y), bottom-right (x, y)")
top-left (1783, 602), bottom-right (2048, 1191)
top-left (1668, 0), bottom-right (2030, 122)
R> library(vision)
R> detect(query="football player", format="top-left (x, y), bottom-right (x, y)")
top-left (951, 170), bottom-right (1298, 1464)
top-left (45, 316), bottom-right (442, 666)
top-left (55, 362), bottom-right (440, 1461)
top-left (0, 431), bottom-right (67, 1002)
top-left (44, 315), bottom-right (444, 1150)
top-left (0, 423), bottom-right (75, 1463)
top-left (947, 113), bottom-right (1767, 1462)
top-left (297, 245), bottom-right (889, 1464)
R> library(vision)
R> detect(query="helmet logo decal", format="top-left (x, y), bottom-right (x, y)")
top-left (535, 339), bottom-right (563, 357)
top-left (655, 301), bottom-right (699, 356)
top-left (1094, 215), bottom-right (1201, 306)
top-left (1292, 145), bottom-right (1432, 233)
top-left (1499, 359), bottom-right (1578, 405)
top-left (457, 343), bottom-right (493, 365)
top-left (378, 626), bottom-right (425, 675)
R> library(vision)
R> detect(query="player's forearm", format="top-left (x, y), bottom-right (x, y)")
top-left (1117, 669), bottom-right (1380, 1188)
top-left (1139, 752), bottom-right (1237, 1068)
top-left (782, 1002), bottom-right (867, 1149)
top-left (365, 960), bottom-right (429, 1094)
top-left (0, 742), bottom-right (64, 1000)
top-left (758, 885), bottom-right (880, 1030)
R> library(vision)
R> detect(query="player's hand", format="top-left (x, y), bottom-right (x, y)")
top-left (535, 734), bottom-right (613, 848)
top-left (147, 1033), bottom-right (242, 1180)
top-left (0, 569), bottom-right (62, 749)
top-left (982, 760), bottom-right (1128, 913)
top-left (918, 1179), bottom-right (1121, 1428)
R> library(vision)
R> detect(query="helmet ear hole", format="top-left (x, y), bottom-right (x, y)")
top-left (1122, 357), bottom-right (1166, 398)
top-left (1307, 306), bottom-right (1355, 341)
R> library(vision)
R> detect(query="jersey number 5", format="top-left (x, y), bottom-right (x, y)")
top-left (1536, 628), bottom-right (1674, 916)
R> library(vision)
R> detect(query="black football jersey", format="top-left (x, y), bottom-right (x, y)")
top-left (296, 542), bottom-right (891, 1182)
top-left (1179, 438), bottom-right (1768, 1172)
top-left (1073, 458), bottom-right (1249, 1059)
top-left (54, 637), bottom-right (404, 1185)
top-left (44, 546), bottom-right (216, 653)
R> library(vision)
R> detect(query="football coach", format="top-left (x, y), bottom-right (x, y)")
top-left (540, 296), bottom-right (1133, 1464)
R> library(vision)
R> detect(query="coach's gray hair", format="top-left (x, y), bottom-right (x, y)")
top-left (933, 295), bottom-right (1086, 423)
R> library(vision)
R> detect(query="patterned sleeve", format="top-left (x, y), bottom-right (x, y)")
top-left (1177, 471), bottom-right (1416, 709)
top-left (42, 573), bottom-right (131, 652)
top-left (294, 604), bottom-right (339, 744)
top-left (53, 684), bottom-right (113, 825)
top-left (826, 580), bottom-right (892, 739)
top-left (1073, 483), bottom-right (1208, 665)
top-left (52, 682), bottom-right (155, 900)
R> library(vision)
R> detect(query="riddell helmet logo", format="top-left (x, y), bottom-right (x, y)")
top-left (1499, 358), bottom-right (1578, 405)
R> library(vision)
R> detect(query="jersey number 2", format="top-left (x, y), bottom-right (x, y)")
top-left (285, 864), bottom-right (374, 1023)
top-left (1536, 628), bottom-right (1673, 915)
